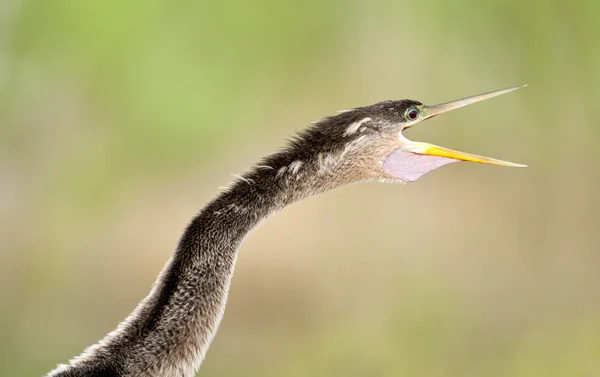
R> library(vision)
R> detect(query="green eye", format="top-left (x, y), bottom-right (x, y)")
top-left (405, 107), bottom-right (420, 121)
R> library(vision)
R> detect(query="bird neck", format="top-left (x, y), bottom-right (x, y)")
top-left (50, 152), bottom-right (341, 377)
top-left (127, 157), bottom-right (335, 375)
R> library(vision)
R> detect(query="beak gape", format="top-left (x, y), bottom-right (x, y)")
top-left (384, 85), bottom-right (527, 182)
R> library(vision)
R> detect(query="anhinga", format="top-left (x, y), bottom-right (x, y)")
top-left (47, 86), bottom-right (526, 377)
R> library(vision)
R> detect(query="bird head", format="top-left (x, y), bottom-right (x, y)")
top-left (299, 85), bottom-right (527, 184)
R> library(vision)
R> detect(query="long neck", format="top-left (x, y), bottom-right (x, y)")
top-left (49, 150), bottom-right (342, 377)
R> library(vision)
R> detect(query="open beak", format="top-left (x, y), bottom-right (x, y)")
top-left (407, 85), bottom-right (527, 167)
top-left (384, 85), bottom-right (527, 182)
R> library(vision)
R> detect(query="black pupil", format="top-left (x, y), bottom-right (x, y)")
top-left (408, 109), bottom-right (419, 120)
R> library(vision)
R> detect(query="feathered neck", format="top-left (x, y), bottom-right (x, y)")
top-left (47, 135), bottom-right (357, 377)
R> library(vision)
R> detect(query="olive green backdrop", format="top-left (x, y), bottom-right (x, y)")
top-left (1, 0), bottom-right (599, 376)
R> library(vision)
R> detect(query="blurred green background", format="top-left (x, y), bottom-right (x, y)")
top-left (1, 0), bottom-right (599, 376)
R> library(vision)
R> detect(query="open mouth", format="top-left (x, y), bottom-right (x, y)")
top-left (384, 86), bottom-right (527, 182)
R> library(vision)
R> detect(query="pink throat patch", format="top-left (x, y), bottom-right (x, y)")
top-left (384, 148), bottom-right (459, 182)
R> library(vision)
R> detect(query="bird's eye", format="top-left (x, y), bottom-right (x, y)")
top-left (406, 107), bottom-right (420, 121)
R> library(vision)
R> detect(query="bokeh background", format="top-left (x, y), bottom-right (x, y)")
top-left (2, 0), bottom-right (599, 376)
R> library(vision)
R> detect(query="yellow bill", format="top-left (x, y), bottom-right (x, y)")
top-left (385, 86), bottom-right (528, 182)
top-left (404, 142), bottom-right (527, 167)
top-left (403, 85), bottom-right (528, 168)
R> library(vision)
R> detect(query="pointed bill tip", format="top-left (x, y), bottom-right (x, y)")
top-left (496, 161), bottom-right (528, 168)
top-left (505, 84), bottom-right (528, 92)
